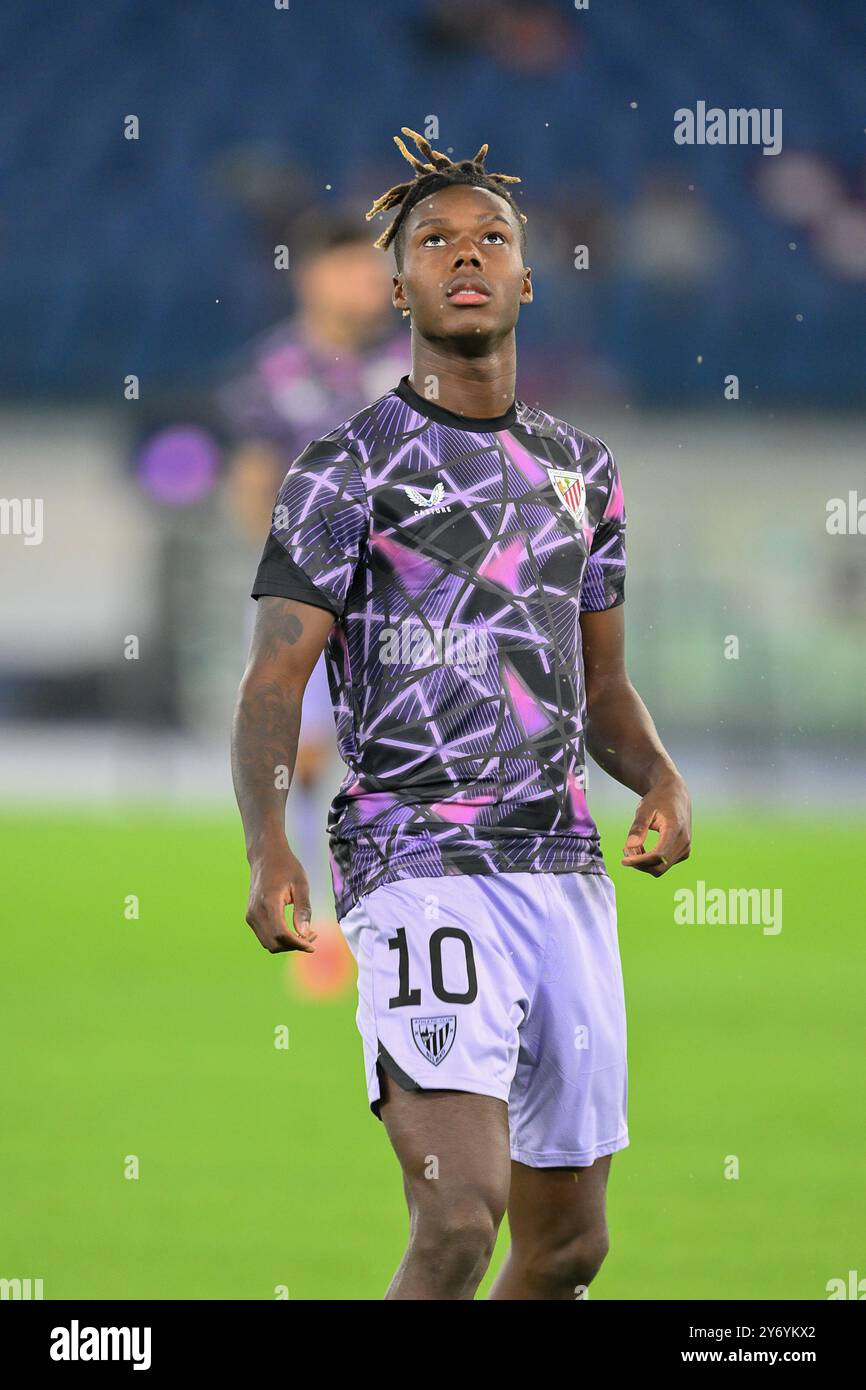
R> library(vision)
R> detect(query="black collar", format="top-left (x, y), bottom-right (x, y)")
top-left (394, 374), bottom-right (519, 432)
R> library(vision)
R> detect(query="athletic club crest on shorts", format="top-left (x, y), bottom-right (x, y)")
top-left (411, 1015), bottom-right (457, 1066)
top-left (546, 467), bottom-right (586, 522)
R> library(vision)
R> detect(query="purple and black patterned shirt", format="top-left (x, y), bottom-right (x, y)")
top-left (252, 373), bottom-right (627, 919)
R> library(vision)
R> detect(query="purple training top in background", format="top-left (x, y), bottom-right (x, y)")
top-left (216, 313), bottom-right (409, 467)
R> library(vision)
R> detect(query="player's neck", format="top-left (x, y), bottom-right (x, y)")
top-left (407, 344), bottom-right (517, 420)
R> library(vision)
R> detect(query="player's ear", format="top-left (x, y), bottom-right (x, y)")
top-left (521, 266), bottom-right (533, 303)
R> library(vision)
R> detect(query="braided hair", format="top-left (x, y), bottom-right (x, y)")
top-left (365, 127), bottom-right (528, 294)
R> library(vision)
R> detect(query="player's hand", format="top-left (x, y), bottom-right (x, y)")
top-left (621, 772), bottom-right (691, 876)
top-left (245, 843), bottom-right (319, 953)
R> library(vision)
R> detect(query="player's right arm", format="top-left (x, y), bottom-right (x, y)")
top-left (231, 595), bottom-right (336, 953)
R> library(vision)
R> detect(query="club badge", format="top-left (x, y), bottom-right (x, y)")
top-left (411, 1015), bottom-right (457, 1066)
top-left (546, 467), bottom-right (586, 522)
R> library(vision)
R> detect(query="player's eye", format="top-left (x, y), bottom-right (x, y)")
top-left (421, 231), bottom-right (507, 247)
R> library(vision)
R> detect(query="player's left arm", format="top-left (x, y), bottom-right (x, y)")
top-left (580, 604), bottom-right (692, 876)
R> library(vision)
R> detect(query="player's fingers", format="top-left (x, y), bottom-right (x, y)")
top-left (649, 819), bottom-right (680, 863)
top-left (270, 927), bottom-right (317, 954)
top-left (620, 849), bottom-right (665, 873)
top-left (248, 890), bottom-right (316, 953)
top-left (625, 813), bottom-right (653, 840)
top-left (289, 879), bottom-right (316, 944)
top-left (622, 822), bottom-right (649, 853)
top-left (621, 828), bottom-right (689, 875)
top-left (263, 912), bottom-right (317, 953)
top-left (621, 850), bottom-right (679, 877)
top-left (652, 814), bottom-right (692, 868)
top-left (623, 805), bottom-right (660, 855)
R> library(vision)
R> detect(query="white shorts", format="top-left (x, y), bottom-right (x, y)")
top-left (338, 870), bottom-right (629, 1168)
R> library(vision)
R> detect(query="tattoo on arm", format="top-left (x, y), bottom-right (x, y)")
top-left (253, 600), bottom-right (304, 664)
top-left (231, 678), bottom-right (301, 857)
top-left (230, 597), bottom-right (332, 859)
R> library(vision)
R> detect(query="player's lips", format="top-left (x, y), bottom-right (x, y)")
top-left (446, 276), bottom-right (492, 305)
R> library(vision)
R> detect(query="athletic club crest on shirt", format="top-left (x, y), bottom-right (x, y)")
top-left (546, 467), bottom-right (586, 522)
top-left (411, 1015), bottom-right (457, 1066)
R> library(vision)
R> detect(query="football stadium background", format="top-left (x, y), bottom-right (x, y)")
top-left (2, 0), bottom-right (864, 1300)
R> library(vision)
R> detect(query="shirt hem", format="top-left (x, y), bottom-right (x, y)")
top-left (509, 1133), bottom-right (630, 1167)
top-left (339, 855), bottom-right (609, 919)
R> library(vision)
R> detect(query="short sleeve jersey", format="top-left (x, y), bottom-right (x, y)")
top-left (252, 373), bottom-right (627, 920)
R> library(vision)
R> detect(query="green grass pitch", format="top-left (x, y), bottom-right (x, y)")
top-left (1, 809), bottom-right (862, 1300)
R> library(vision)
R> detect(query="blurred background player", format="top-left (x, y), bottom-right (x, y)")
top-left (216, 208), bottom-right (409, 995)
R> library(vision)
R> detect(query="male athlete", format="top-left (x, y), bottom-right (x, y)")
top-left (231, 128), bottom-right (692, 1300)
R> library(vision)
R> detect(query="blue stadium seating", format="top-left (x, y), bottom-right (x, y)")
top-left (0, 0), bottom-right (863, 401)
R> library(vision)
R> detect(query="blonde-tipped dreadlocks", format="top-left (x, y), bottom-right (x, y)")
top-left (365, 127), bottom-right (528, 279)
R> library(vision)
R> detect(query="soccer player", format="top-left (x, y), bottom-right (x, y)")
top-left (231, 128), bottom-right (692, 1300)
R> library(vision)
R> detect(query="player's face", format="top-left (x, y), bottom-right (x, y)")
top-left (298, 241), bottom-right (394, 340)
top-left (394, 183), bottom-right (532, 347)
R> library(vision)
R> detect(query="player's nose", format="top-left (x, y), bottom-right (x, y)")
top-left (450, 240), bottom-right (484, 268)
